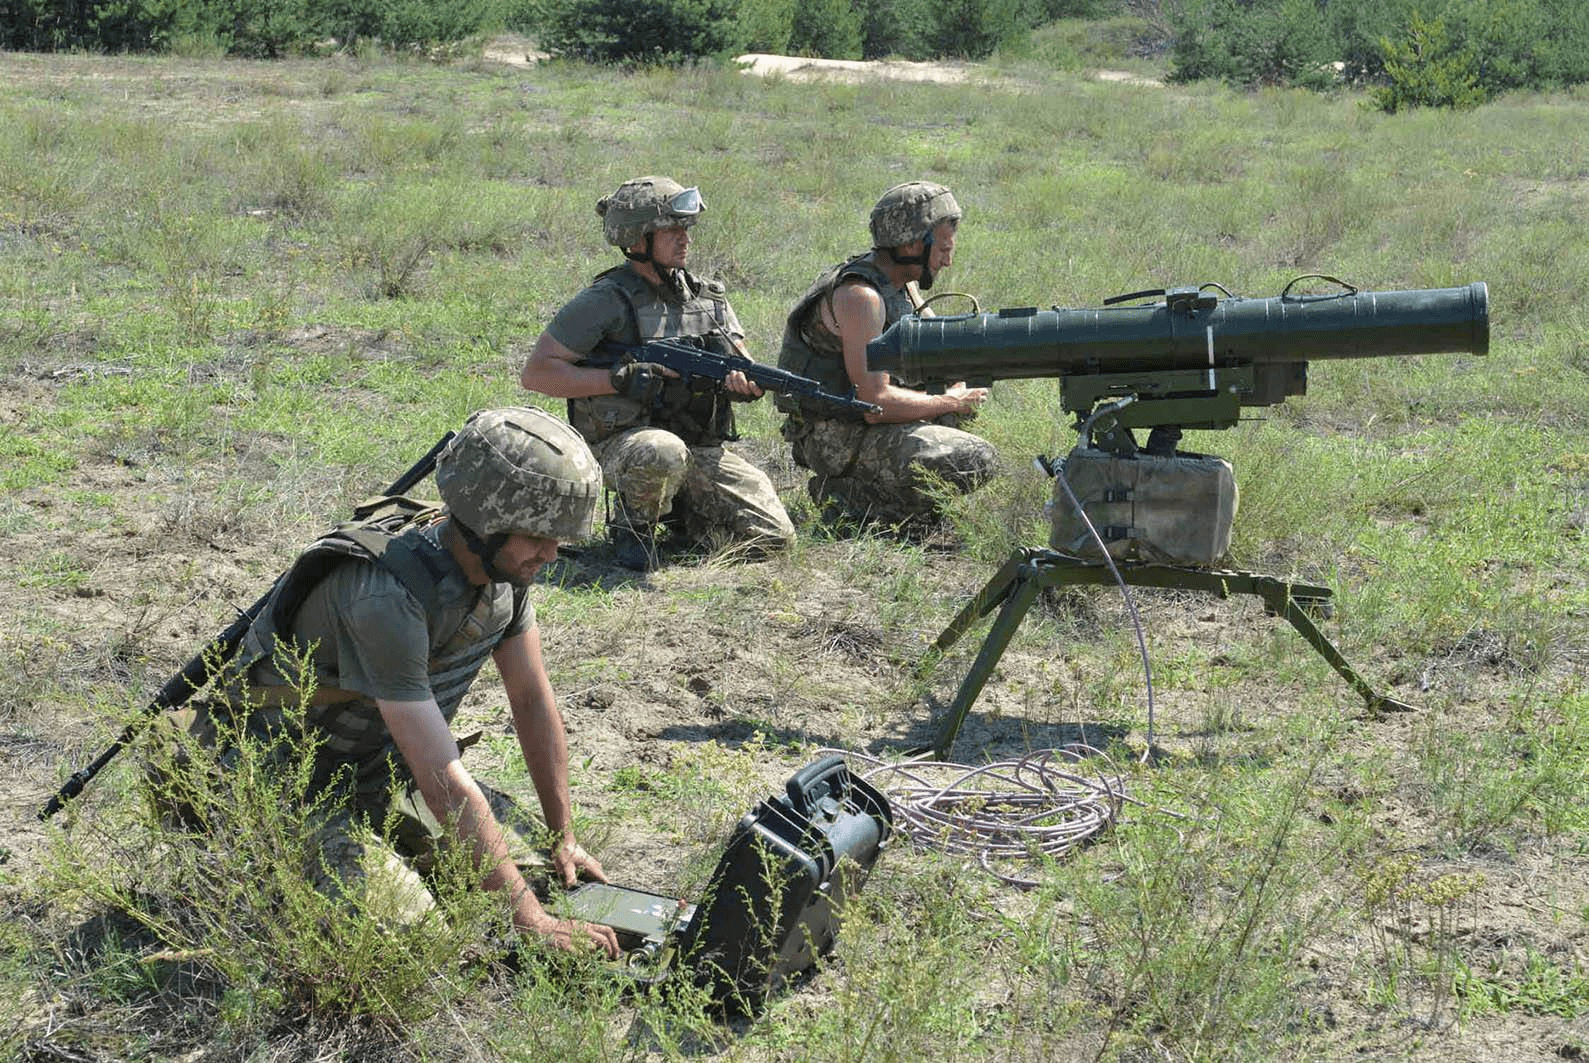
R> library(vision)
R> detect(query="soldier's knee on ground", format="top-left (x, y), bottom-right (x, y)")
top-left (914, 436), bottom-right (1000, 494)
top-left (313, 812), bottom-right (438, 929)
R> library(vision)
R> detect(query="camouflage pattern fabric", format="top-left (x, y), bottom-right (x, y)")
top-left (593, 426), bottom-right (795, 548)
top-left (789, 416), bottom-right (999, 524)
top-left (310, 781), bottom-right (548, 928)
top-left (869, 182), bottom-right (961, 248)
top-left (435, 406), bottom-right (601, 542)
top-left (598, 175), bottom-right (701, 247)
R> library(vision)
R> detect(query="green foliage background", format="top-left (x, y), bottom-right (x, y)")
top-left (8, 0), bottom-right (1589, 107)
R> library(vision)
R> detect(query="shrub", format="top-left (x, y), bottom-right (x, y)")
top-left (1369, 11), bottom-right (1487, 112)
top-left (0, 0), bottom-right (503, 55)
top-left (855, 0), bottom-right (935, 60)
top-left (788, 0), bottom-right (864, 59)
top-left (923, 0), bottom-right (1038, 60)
top-left (1169, 0), bottom-right (1335, 89)
top-left (530, 0), bottom-right (737, 63)
top-left (1533, 0), bottom-right (1589, 86)
top-left (733, 0), bottom-right (796, 54)
top-left (1168, 0), bottom-right (1589, 97)
top-left (36, 673), bottom-right (501, 1038)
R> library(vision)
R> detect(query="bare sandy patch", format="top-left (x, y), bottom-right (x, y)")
top-left (734, 52), bottom-right (976, 85)
top-left (1093, 68), bottom-right (1163, 86)
top-left (482, 34), bottom-right (547, 67)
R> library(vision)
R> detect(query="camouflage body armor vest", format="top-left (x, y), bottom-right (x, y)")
top-left (229, 496), bottom-right (526, 791)
top-left (570, 265), bottom-right (737, 446)
top-left (777, 254), bottom-right (918, 424)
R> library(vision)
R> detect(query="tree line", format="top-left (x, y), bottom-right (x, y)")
top-left (5, 0), bottom-right (1587, 109)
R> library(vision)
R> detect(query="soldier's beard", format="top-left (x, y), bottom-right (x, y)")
top-left (482, 542), bottom-right (536, 588)
top-left (455, 519), bottom-right (532, 588)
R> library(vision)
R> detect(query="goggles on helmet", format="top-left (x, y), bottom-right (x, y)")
top-left (667, 186), bottom-right (705, 217)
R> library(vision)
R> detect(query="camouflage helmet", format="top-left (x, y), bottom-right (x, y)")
top-left (435, 407), bottom-right (601, 541)
top-left (869, 181), bottom-right (961, 248)
top-left (597, 176), bottom-right (706, 248)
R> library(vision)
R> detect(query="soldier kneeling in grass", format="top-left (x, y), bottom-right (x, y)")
top-left (149, 407), bottom-right (619, 959)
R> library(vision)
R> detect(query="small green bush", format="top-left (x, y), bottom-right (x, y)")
top-left (530, 0), bottom-right (737, 63)
top-left (1370, 12), bottom-right (1488, 112)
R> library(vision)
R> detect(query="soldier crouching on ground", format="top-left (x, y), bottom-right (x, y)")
top-left (776, 181), bottom-right (1000, 530)
top-left (151, 408), bottom-right (620, 957)
top-left (520, 176), bottom-right (796, 572)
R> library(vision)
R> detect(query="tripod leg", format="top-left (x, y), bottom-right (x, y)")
top-left (931, 552), bottom-right (1027, 654)
top-left (1268, 592), bottom-right (1416, 714)
top-left (930, 570), bottom-right (1044, 759)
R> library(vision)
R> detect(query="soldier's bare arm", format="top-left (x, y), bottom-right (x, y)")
top-left (494, 626), bottom-right (607, 887)
top-left (377, 695), bottom-right (619, 957)
top-left (519, 332), bottom-right (619, 398)
top-left (828, 282), bottom-right (985, 425)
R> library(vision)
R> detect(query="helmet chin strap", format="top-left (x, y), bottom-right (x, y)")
top-left (887, 231), bottom-right (938, 290)
top-left (623, 232), bottom-right (655, 265)
top-left (453, 518), bottom-right (523, 587)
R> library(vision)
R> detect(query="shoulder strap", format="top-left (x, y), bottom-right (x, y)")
top-left (268, 497), bottom-right (448, 632)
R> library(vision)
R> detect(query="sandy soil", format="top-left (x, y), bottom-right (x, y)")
top-left (477, 38), bottom-right (1159, 88)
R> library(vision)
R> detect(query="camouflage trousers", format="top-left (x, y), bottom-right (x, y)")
top-left (147, 701), bottom-right (545, 930)
top-left (785, 416), bottom-right (1000, 524)
top-left (310, 780), bottom-right (547, 928)
top-left (592, 426), bottom-right (795, 550)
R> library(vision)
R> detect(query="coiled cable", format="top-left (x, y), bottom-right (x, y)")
top-left (825, 746), bottom-right (1128, 889)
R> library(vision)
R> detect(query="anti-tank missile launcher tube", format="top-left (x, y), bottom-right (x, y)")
top-left (865, 282), bottom-right (1490, 385)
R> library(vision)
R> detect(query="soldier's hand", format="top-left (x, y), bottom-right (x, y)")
top-left (530, 913), bottom-right (621, 959)
top-left (609, 361), bottom-right (673, 403)
top-left (946, 382), bottom-right (988, 415)
top-left (552, 838), bottom-right (608, 887)
top-left (723, 369), bottom-right (763, 399)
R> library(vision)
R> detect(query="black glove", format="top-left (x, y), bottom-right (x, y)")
top-left (609, 362), bottom-right (666, 405)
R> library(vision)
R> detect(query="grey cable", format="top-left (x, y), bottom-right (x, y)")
top-left (824, 747), bottom-right (1127, 889)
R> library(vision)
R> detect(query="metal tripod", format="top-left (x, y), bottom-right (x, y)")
top-left (923, 547), bottom-right (1413, 758)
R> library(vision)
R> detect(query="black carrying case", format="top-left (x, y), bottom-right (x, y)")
top-left (565, 755), bottom-right (893, 1014)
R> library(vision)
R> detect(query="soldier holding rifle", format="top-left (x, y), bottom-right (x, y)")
top-left (521, 176), bottom-right (795, 571)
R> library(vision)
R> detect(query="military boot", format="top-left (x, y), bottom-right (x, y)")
top-left (608, 499), bottom-right (662, 572)
top-left (808, 475), bottom-right (860, 529)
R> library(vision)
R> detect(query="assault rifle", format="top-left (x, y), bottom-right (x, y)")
top-left (591, 337), bottom-right (881, 419)
top-left (870, 277), bottom-right (1492, 757)
top-left (38, 432), bottom-right (455, 820)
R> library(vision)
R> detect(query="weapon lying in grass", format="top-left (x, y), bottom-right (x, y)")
top-left (38, 432), bottom-right (456, 821)
top-left (589, 336), bottom-right (881, 420)
top-left (868, 277), bottom-right (1491, 757)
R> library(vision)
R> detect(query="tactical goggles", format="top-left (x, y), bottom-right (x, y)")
top-left (667, 186), bottom-right (705, 217)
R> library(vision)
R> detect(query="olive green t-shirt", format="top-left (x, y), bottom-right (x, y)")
top-left (253, 522), bottom-right (532, 709)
